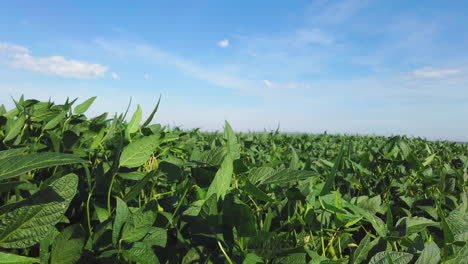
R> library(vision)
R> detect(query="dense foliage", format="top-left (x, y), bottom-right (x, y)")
top-left (0, 96), bottom-right (467, 264)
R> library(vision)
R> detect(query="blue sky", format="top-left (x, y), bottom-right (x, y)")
top-left (1, 0), bottom-right (467, 141)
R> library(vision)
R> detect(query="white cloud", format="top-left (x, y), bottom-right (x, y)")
top-left (263, 80), bottom-right (273, 87)
top-left (144, 73), bottom-right (152, 80)
top-left (0, 42), bottom-right (29, 53)
top-left (412, 67), bottom-right (462, 78)
top-left (94, 39), bottom-right (261, 93)
top-left (0, 42), bottom-right (108, 79)
top-left (111, 72), bottom-right (120, 80)
top-left (217, 39), bottom-right (229, 48)
top-left (295, 29), bottom-right (334, 45)
top-left (306, 0), bottom-right (370, 24)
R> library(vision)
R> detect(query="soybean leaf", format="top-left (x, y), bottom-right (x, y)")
top-left (122, 242), bottom-right (160, 264)
top-left (352, 234), bottom-right (374, 264)
top-left (414, 241), bottom-right (440, 264)
top-left (368, 251), bottom-right (413, 264)
top-left (243, 179), bottom-right (273, 202)
top-left (124, 170), bottom-right (159, 202)
top-left (44, 112), bottom-right (66, 130)
top-left (4, 115), bottom-right (25, 142)
top-left (273, 253), bottom-right (306, 264)
top-left (320, 142), bottom-right (345, 195)
top-left (396, 217), bottom-right (439, 236)
top-left (223, 197), bottom-right (257, 237)
top-left (119, 134), bottom-right (160, 168)
top-left (73, 96), bottom-right (96, 115)
top-left (50, 224), bottom-right (85, 264)
top-left (141, 96), bottom-right (161, 128)
top-left (89, 128), bottom-right (105, 150)
top-left (197, 146), bottom-right (227, 166)
top-left (0, 181), bottom-right (22, 193)
top-left (248, 167), bottom-right (275, 185)
top-left (445, 201), bottom-right (468, 242)
top-left (243, 253), bottom-right (263, 264)
top-left (0, 174), bottom-right (78, 248)
top-left (224, 121), bottom-right (240, 160)
top-left (0, 251), bottom-right (39, 264)
top-left (121, 201), bottom-right (158, 243)
top-left (112, 197), bottom-right (129, 246)
top-left (261, 169), bottom-right (316, 185)
top-left (443, 243), bottom-right (468, 264)
top-left (0, 152), bottom-right (85, 180)
top-left (39, 227), bottom-right (59, 264)
top-left (343, 200), bottom-right (387, 238)
top-left (206, 155), bottom-right (233, 200)
top-left (127, 104), bottom-right (142, 135)
top-left (0, 148), bottom-right (28, 160)
top-left (142, 227), bottom-right (167, 247)
top-left (289, 145), bottom-right (300, 170)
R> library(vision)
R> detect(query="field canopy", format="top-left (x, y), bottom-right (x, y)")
top-left (0, 96), bottom-right (467, 263)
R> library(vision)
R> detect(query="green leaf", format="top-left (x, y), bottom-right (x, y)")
top-left (50, 224), bottom-right (85, 264)
top-left (415, 241), bottom-right (440, 264)
top-left (261, 169), bottom-right (316, 185)
top-left (320, 142), bottom-right (345, 195)
top-left (142, 227), bottom-right (167, 247)
top-left (124, 170), bottom-right (159, 202)
top-left (224, 121), bottom-right (240, 160)
top-left (39, 227), bottom-right (59, 264)
top-left (44, 112), bottom-right (66, 130)
top-left (127, 104), bottom-right (142, 135)
top-left (396, 217), bottom-right (439, 235)
top-left (445, 201), bottom-right (468, 242)
top-left (141, 96), bottom-right (161, 128)
top-left (206, 154), bottom-right (233, 199)
top-left (343, 200), bottom-right (387, 237)
top-left (368, 251), bottom-right (413, 264)
top-left (0, 174), bottom-right (78, 248)
top-left (121, 202), bottom-right (158, 243)
top-left (122, 242), bottom-right (160, 264)
top-left (243, 179), bottom-right (273, 202)
top-left (89, 127), bottom-right (105, 150)
top-left (289, 145), bottom-right (300, 170)
top-left (112, 197), bottom-right (130, 246)
top-left (0, 152), bottom-right (85, 180)
top-left (73, 96), bottom-right (96, 115)
top-left (197, 146), bottom-right (227, 166)
top-left (223, 197), bottom-right (257, 237)
top-left (352, 234), bottom-right (374, 264)
top-left (0, 148), bottom-right (28, 160)
top-left (443, 243), bottom-right (468, 264)
top-left (119, 134), bottom-right (160, 168)
top-left (0, 251), bottom-right (39, 264)
top-left (243, 253), bottom-right (264, 264)
top-left (274, 253), bottom-right (306, 264)
top-left (0, 181), bottom-right (22, 193)
top-left (4, 115), bottom-right (25, 142)
top-left (248, 167), bottom-right (275, 185)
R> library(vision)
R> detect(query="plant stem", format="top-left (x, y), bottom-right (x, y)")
top-left (217, 240), bottom-right (234, 264)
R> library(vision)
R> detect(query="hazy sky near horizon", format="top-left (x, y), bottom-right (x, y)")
top-left (1, 1), bottom-right (467, 141)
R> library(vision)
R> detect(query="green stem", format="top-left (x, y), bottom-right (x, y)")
top-left (217, 240), bottom-right (234, 264)
top-left (86, 187), bottom-right (94, 236)
top-left (107, 173), bottom-right (116, 215)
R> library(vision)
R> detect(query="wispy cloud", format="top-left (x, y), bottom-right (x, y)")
top-left (94, 39), bottom-right (261, 93)
top-left (263, 80), bottom-right (272, 87)
top-left (0, 42), bottom-right (108, 79)
top-left (144, 73), bottom-right (152, 80)
top-left (306, 0), bottom-right (371, 25)
top-left (111, 72), bottom-right (120, 80)
top-left (217, 39), bottom-right (229, 48)
top-left (412, 67), bottom-right (463, 78)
